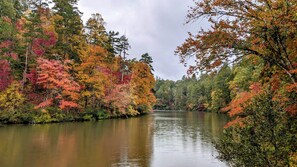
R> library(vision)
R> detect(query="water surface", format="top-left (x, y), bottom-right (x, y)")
top-left (0, 111), bottom-right (228, 167)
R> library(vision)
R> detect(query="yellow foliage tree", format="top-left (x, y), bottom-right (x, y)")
top-left (76, 45), bottom-right (114, 110)
top-left (0, 82), bottom-right (25, 112)
top-left (130, 62), bottom-right (156, 113)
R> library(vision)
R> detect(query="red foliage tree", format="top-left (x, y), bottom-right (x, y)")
top-left (0, 60), bottom-right (12, 91)
top-left (35, 58), bottom-right (80, 110)
top-left (32, 31), bottom-right (57, 56)
top-left (104, 84), bottom-right (132, 115)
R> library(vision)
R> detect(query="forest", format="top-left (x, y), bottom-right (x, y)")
top-left (0, 0), bottom-right (156, 124)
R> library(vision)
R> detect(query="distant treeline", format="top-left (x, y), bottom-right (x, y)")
top-left (154, 60), bottom-right (262, 112)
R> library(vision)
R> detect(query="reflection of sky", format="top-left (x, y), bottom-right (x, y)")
top-left (151, 112), bottom-right (228, 167)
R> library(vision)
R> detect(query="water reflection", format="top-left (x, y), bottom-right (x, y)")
top-left (0, 111), bottom-right (228, 167)
top-left (151, 111), bottom-right (228, 167)
top-left (0, 117), bottom-right (153, 167)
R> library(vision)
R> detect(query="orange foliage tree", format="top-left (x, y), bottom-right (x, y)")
top-left (222, 82), bottom-right (262, 128)
top-left (130, 62), bottom-right (156, 113)
top-left (35, 58), bottom-right (80, 110)
top-left (177, 0), bottom-right (297, 79)
top-left (76, 46), bottom-right (111, 110)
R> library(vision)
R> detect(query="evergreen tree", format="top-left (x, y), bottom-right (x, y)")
top-left (107, 30), bottom-right (120, 54)
top-left (140, 53), bottom-right (154, 71)
top-left (0, 0), bottom-right (17, 19)
top-left (115, 35), bottom-right (130, 59)
top-left (52, 0), bottom-right (85, 62)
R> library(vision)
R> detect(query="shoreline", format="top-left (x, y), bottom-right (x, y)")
top-left (0, 110), bottom-right (151, 126)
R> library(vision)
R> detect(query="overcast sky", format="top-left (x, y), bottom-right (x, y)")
top-left (77, 0), bottom-right (208, 80)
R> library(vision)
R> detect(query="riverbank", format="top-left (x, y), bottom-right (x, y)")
top-left (0, 109), bottom-right (150, 125)
top-left (153, 110), bottom-right (184, 112)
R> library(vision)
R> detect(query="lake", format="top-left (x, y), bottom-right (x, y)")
top-left (0, 111), bottom-right (228, 167)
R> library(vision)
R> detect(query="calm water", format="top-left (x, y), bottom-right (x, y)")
top-left (0, 111), bottom-right (228, 167)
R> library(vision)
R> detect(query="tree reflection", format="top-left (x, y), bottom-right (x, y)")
top-left (0, 116), bottom-right (153, 167)
top-left (0, 112), bottom-right (227, 167)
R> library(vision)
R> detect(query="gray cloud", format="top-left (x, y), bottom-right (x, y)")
top-left (78, 0), bottom-right (207, 80)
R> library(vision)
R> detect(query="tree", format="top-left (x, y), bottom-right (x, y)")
top-left (22, 3), bottom-right (57, 88)
top-left (229, 56), bottom-right (263, 98)
top-left (210, 65), bottom-right (233, 112)
top-left (140, 53), bottom-right (154, 71)
top-left (153, 72), bottom-right (230, 111)
top-left (85, 13), bottom-right (109, 48)
top-left (112, 35), bottom-right (131, 82)
top-left (176, 0), bottom-right (297, 84)
top-left (107, 30), bottom-right (120, 54)
top-left (104, 84), bottom-right (135, 115)
top-left (154, 79), bottom-right (175, 110)
top-left (52, 0), bottom-right (85, 62)
top-left (0, 0), bottom-right (26, 20)
top-left (130, 62), bottom-right (156, 113)
top-left (0, 0), bottom-right (17, 20)
top-left (216, 90), bottom-right (297, 167)
top-left (76, 45), bottom-right (109, 110)
top-left (0, 82), bottom-right (25, 112)
top-left (0, 3), bottom-right (21, 60)
top-left (115, 35), bottom-right (130, 59)
top-left (35, 58), bottom-right (80, 110)
top-left (0, 1), bottom-right (157, 123)
top-left (177, 2), bottom-right (297, 165)
top-left (0, 60), bottom-right (12, 91)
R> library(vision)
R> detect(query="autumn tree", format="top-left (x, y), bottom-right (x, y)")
top-left (36, 58), bottom-right (80, 110)
top-left (0, 53), bottom-right (25, 112)
top-left (0, 82), bottom-right (25, 112)
top-left (76, 46), bottom-right (110, 110)
top-left (85, 13), bottom-right (109, 48)
top-left (0, 0), bottom-right (24, 57)
top-left (0, 16), bottom-right (23, 85)
top-left (21, 2), bottom-right (57, 88)
top-left (177, 0), bottom-right (297, 127)
top-left (217, 90), bottom-right (297, 167)
top-left (0, 60), bottom-right (12, 91)
top-left (104, 84), bottom-right (136, 116)
top-left (176, 0), bottom-right (297, 83)
top-left (130, 62), bottom-right (156, 113)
